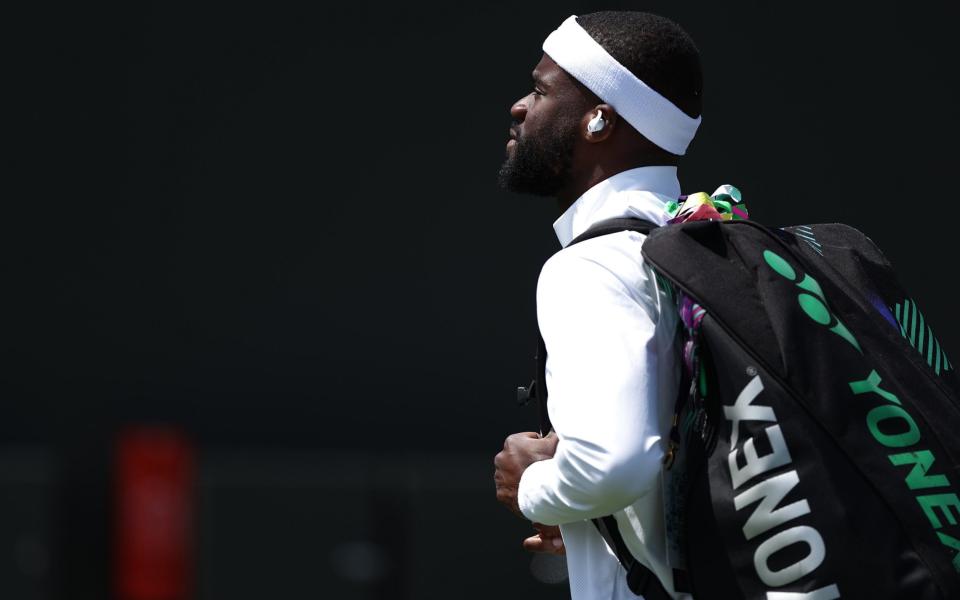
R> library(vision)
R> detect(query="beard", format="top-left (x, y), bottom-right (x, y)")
top-left (497, 116), bottom-right (577, 196)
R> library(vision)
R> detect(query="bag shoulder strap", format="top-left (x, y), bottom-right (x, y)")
top-left (569, 217), bottom-right (660, 246)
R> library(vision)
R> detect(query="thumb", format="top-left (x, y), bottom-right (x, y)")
top-left (522, 533), bottom-right (566, 554)
top-left (543, 432), bottom-right (559, 451)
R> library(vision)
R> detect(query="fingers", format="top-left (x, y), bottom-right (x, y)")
top-left (502, 432), bottom-right (558, 457)
top-left (495, 432), bottom-right (558, 518)
top-left (503, 432), bottom-right (541, 449)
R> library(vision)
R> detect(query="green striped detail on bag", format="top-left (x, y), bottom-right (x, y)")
top-left (893, 299), bottom-right (953, 375)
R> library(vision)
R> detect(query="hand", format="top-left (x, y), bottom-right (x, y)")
top-left (494, 431), bottom-right (559, 517)
top-left (523, 522), bottom-right (565, 555)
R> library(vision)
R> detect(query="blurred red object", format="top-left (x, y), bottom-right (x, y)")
top-left (114, 427), bottom-right (195, 600)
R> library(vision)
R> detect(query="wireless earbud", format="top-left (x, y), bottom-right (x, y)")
top-left (587, 110), bottom-right (606, 133)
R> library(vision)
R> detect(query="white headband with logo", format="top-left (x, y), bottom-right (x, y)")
top-left (542, 15), bottom-right (701, 156)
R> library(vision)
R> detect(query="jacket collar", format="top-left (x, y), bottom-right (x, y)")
top-left (552, 166), bottom-right (681, 248)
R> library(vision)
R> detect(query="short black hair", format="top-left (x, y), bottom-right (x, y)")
top-left (576, 11), bottom-right (702, 118)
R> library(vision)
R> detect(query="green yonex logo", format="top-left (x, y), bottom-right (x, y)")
top-left (761, 247), bottom-right (960, 573)
top-left (849, 369), bottom-right (960, 573)
top-left (762, 250), bottom-right (862, 354)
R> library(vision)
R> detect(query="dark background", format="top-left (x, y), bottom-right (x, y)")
top-left (5, 0), bottom-right (958, 598)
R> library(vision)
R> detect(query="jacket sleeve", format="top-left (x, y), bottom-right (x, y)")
top-left (517, 239), bottom-right (672, 525)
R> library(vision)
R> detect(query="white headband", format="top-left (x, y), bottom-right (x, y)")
top-left (542, 15), bottom-right (701, 156)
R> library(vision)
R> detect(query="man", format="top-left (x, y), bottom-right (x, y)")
top-left (494, 11), bottom-right (702, 600)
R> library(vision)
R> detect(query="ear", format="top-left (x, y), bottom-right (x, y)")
top-left (581, 104), bottom-right (618, 143)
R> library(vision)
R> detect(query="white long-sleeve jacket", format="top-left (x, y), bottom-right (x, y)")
top-left (517, 166), bottom-right (687, 600)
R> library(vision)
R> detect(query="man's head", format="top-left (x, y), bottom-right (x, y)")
top-left (497, 12), bottom-right (702, 204)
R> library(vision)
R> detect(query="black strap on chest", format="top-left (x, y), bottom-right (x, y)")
top-left (526, 217), bottom-right (676, 598)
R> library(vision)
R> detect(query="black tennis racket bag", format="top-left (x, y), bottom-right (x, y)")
top-left (641, 220), bottom-right (960, 599)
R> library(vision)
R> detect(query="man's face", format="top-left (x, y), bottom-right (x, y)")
top-left (498, 54), bottom-right (582, 196)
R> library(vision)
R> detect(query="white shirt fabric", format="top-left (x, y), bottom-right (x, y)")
top-left (517, 166), bottom-right (687, 600)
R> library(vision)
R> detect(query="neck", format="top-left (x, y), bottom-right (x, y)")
top-left (555, 158), bottom-right (679, 212)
